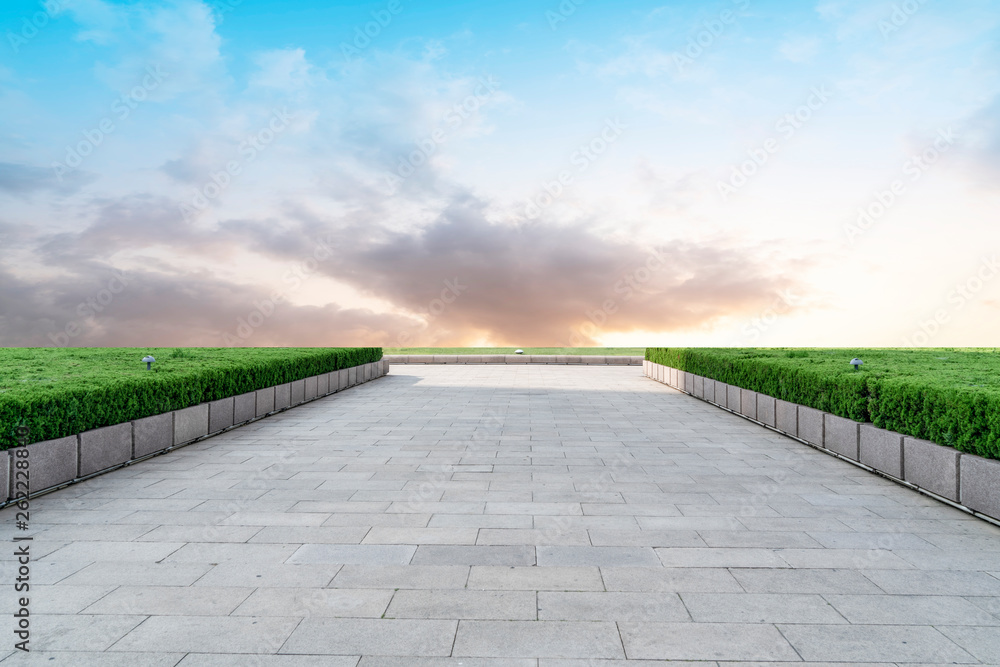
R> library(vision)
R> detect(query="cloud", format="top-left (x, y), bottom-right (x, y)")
top-left (0, 162), bottom-right (95, 196)
top-left (778, 35), bottom-right (821, 62)
top-left (250, 48), bottom-right (322, 91)
top-left (0, 257), bottom-right (422, 347)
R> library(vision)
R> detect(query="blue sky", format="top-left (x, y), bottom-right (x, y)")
top-left (1, 0), bottom-right (999, 347)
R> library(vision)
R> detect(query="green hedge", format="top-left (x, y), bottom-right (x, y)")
top-left (0, 347), bottom-right (382, 450)
top-left (646, 347), bottom-right (1000, 460)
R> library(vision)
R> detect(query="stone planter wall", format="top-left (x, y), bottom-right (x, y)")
top-left (2, 359), bottom-right (389, 504)
top-left (643, 360), bottom-right (1000, 523)
top-left (386, 355), bottom-right (643, 365)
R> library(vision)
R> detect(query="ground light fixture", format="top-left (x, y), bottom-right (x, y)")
top-left (850, 358), bottom-right (863, 371)
top-left (515, 349), bottom-right (524, 354)
top-left (143, 355), bottom-right (156, 370)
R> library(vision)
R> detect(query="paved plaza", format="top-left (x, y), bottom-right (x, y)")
top-left (2, 364), bottom-right (1000, 665)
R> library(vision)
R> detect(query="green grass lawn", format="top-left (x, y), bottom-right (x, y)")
top-left (647, 347), bottom-right (1000, 458)
top-left (0, 347), bottom-right (380, 448)
top-left (384, 347), bottom-right (645, 356)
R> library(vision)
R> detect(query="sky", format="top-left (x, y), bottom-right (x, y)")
top-left (1, 0), bottom-right (999, 349)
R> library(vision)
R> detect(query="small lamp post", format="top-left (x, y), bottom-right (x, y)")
top-left (143, 355), bottom-right (156, 370)
top-left (850, 358), bottom-right (863, 371)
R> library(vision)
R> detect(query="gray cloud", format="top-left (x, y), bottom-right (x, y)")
top-left (0, 162), bottom-right (95, 196)
top-left (2, 181), bottom-right (806, 347)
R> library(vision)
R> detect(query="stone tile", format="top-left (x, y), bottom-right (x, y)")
top-left (682, 593), bottom-right (845, 623)
top-left (729, 568), bottom-right (883, 594)
top-left (0, 653), bottom-right (184, 666)
top-left (859, 424), bottom-right (903, 478)
top-left (588, 529), bottom-right (704, 547)
top-left (861, 569), bottom-right (1000, 596)
top-left (358, 659), bottom-right (533, 667)
top-left (410, 545), bottom-right (535, 566)
top-left (39, 537), bottom-right (182, 565)
top-left (249, 526), bottom-right (370, 543)
top-left (654, 547), bottom-right (788, 568)
top-left (233, 587), bottom-right (393, 617)
top-left (208, 396), bottom-right (235, 434)
top-left (777, 624), bottom-right (976, 663)
top-left (538, 591), bottom-right (688, 621)
top-left (79, 423), bottom-right (132, 476)
top-left (798, 405), bottom-right (824, 446)
top-left (332, 565), bottom-right (470, 589)
top-left (174, 404), bottom-right (209, 445)
top-left (280, 618), bottom-right (457, 656)
top-left (601, 567), bottom-right (743, 593)
top-left (903, 436), bottom-right (961, 501)
top-left (109, 616), bottom-right (301, 654)
top-left (478, 528), bottom-right (591, 545)
top-left (362, 527), bottom-right (479, 545)
top-left (27, 615), bottom-right (145, 651)
top-left (823, 413), bottom-right (860, 460)
top-left (536, 546), bottom-right (660, 567)
top-left (27, 584), bottom-right (117, 614)
top-left (960, 454), bottom-right (1000, 520)
top-left (619, 622), bottom-right (798, 661)
top-left (60, 562), bottom-right (212, 586)
top-left (164, 542), bottom-right (299, 563)
top-left (179, 657), bottom-right (357, 667)
top-left (825, 594), bottom-right (1000, 625)
top-left (192, 562), bottom-right (338, 588)
top-left (938, 625), bottom-right (1000, 664)
top-left (287, 543), bottom-right (417, 565)
top-left (453, 620), bottom-right (625, 659)
top-left (83, 585), bottom-right (252, 615)
top-left (385, 589), bottom-right (536, 620)
top-left (467, 566), bottom-right (604, 591)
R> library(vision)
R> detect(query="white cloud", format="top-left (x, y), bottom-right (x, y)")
top-left (778, 35), bottom-right (821, 62)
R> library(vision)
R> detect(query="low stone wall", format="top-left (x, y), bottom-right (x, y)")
top-left (386, 355), bottom-right (643, 365)
top-left (644, 360), bottom-right (1000, 523)
top-left (2, 359), bottom-right (389, 504)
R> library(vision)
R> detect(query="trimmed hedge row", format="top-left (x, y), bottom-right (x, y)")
top-left (646, 347), bottom-right (1000, 460)
top-left (0, 347), bottom-right (382, 450)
